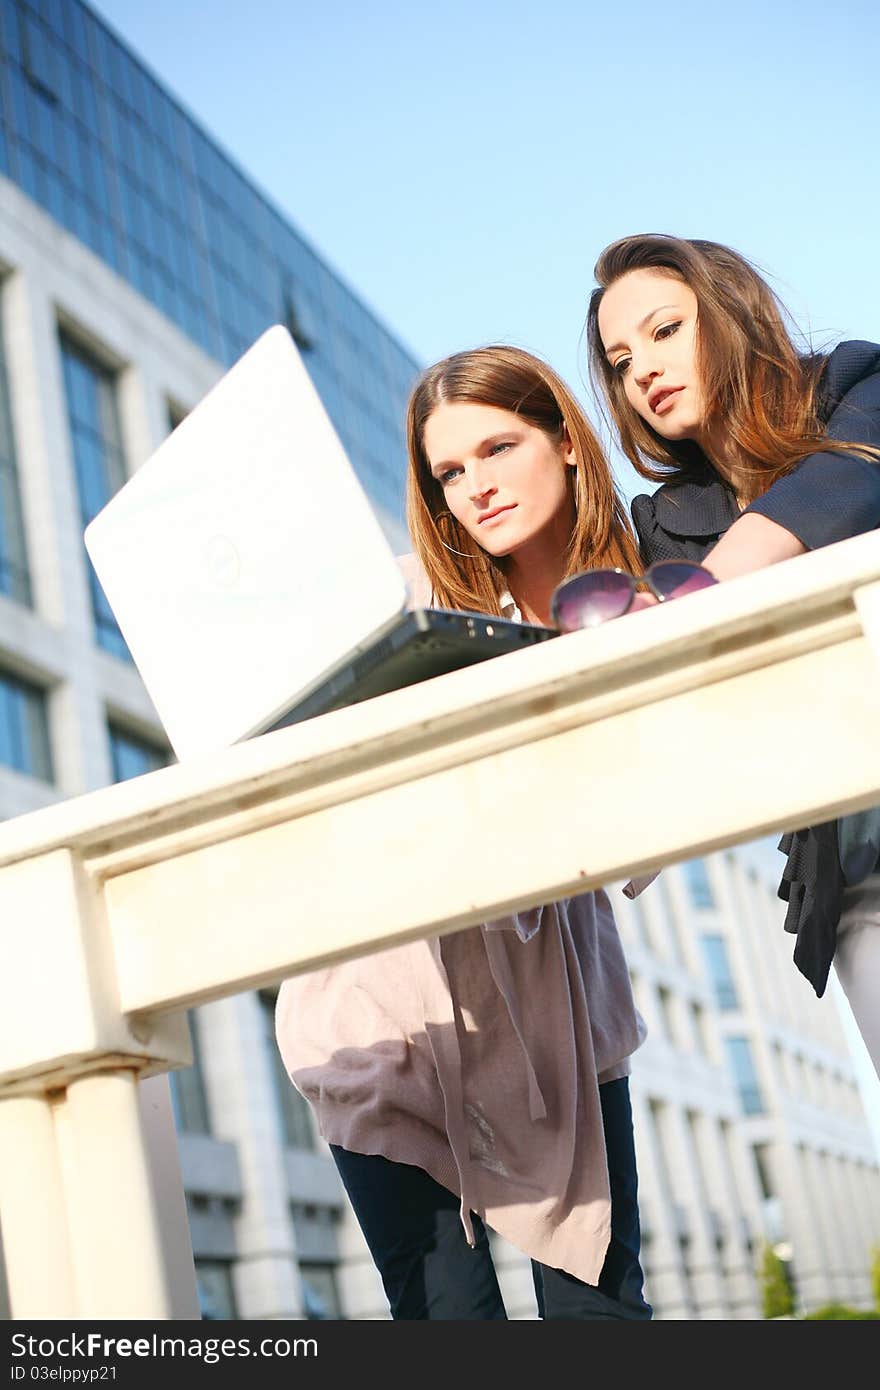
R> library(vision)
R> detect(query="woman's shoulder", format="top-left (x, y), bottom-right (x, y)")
top-left (631, 473), bottom-right (739, 547)
top-left (395, 551), bottom-right (433, 607)
top-left (817, 340), bottom-right (880, 414)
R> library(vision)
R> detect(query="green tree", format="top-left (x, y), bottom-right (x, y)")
top-left (871, 1244), bottom-right (880, 1315)
top-left (759, 1241), bottom-right (795, 1319)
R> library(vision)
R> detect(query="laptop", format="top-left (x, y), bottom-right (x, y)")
top-left (83, 325), bottom-right (555, 760)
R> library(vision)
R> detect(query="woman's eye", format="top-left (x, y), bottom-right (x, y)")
top-left (655, 321), bottom-right (681, 341)
top-left (438, 467), bottom-right (462, 485)
top-left (489, 441), bottom-right (513, 456)
top-left (612, 357), bottom-right (631, 377)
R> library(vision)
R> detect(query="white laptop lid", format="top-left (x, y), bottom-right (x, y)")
top-left (84, 325), bottom-right (407, 760)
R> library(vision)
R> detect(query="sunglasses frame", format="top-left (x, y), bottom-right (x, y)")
top-left (550, 561), bottom-right (717, 631)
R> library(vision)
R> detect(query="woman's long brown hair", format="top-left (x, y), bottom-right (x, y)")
top-left (406, 344), bottom-right (641, 613)
top-left (586, 234), bottom-right (878, 503)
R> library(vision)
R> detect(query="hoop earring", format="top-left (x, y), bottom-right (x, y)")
top-left (440, 537), bottom-right (479, 558)
top-left (435, 510), bottom-right (482, 561)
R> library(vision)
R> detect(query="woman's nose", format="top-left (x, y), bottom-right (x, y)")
top-left (632, 346), bottom-right (662, 388)
top-left (467, 465), bottom-right (497, 501)
top-left (633, 356), bottom-right (661, 388)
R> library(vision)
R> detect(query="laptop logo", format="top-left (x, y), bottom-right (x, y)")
top-left (203, 535), bottom-right (241, 588)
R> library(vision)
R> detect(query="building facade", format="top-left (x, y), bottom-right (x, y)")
top-left (614, 856), bottom-right (880, 1318)
top-left (0, 0), bottom-right (878, 1321)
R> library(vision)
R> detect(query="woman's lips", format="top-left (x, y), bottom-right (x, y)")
top-left (650, 387), bottom-right (684, 416)
top-left (478, 504), bottom-right (517, 525)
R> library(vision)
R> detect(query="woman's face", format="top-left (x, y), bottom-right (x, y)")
top-left (422, 401), bottom-right (574, 560)
top-left (597, 269), bottom-right (706, 443)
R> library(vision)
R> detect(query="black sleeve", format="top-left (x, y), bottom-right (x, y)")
top-left (631, 493), bottom-right (681, 565)
top-left (631, 492), bottom-right (716, 566)
top-left (744, 369), bottom-right (880, 549)
top-left (631, 494), bottom-right (656, 565)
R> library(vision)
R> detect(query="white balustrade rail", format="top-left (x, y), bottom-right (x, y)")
top-left (2, 531), bottom-right (880, 1318)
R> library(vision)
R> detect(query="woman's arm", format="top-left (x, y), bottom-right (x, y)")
top-left (722, 367), bottom-right (880, 571)
top-left (705, 365), bottom-right (880, 577)
top-left (702, 512), bottom-right (806, 580)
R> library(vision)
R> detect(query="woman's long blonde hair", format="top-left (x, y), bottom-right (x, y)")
top-left (406, 344), bottom-right (641, 613)
top-left (586, 234), bottom-right (877, 503)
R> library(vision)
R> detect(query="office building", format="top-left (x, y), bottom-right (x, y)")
top-left (0, 0), bottom-right (877, 1319)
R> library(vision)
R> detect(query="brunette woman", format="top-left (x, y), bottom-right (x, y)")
top-left (587, 233), bottom-right (880, 1073)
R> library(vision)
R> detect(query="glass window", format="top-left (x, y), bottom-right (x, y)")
top-left (299, 1263), bottom-right (342, 1320)
top-left (59, 335), bottom-right (130, 658)
top-left (657, 985), bottom-right (676, 1043)
top-left (656, 873), bottom-right (685, 962)
top-left (627, 893), bottom-right (651, 949)
top-left (195, 1260), bottom-right (237, 1320)
top-left (168, 1011), bottom-right (212, 1136)
top-left (700, 933), bottom-right (739, 1010)
top-left (20, 11), bottom-right (59, 100)
top-left (0, 312), bottom-right (31, 604)
top-left (259, 991), bottom-right (315, 1150)
top-left (683, 858), bottom-right (715, 909)
top-left (0, 669), bottom-right (52, 781)
top-left (62, 2), bottom-right (90, 62)
top-left (282, 285), bottom-right (314, 354)
top-left (684, 1110), bottom-right (711, 1211)
top-left (107, 724), bottom-right (170, 782)
top-left (689, 1001), bottom-right (711, 1057)
top-left (752, 1143), bottom-right (775, 1199)
top-left (724, 1037), bottom-right (764, 1115)
top-left (167, 399), bottom-right (189, 432)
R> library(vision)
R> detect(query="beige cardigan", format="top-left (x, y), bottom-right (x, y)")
top-left (275, 556), bottom-right (648, 1283)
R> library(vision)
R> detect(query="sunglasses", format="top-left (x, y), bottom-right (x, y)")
top-left (550, 561), bottom-right (717, 633)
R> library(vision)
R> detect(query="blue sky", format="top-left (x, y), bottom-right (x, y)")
top-left (88, 0), bottom-right (880, 1144)
top-left (89, 0), bottom-right (880, 507)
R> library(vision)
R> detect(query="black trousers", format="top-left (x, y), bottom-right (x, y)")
top-left (330, 1076), bottom-right (652, 1320)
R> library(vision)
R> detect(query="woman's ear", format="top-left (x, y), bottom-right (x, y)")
top-left (562, 430), bottom-right (577, 469)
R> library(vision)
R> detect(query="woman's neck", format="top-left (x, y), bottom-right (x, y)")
top-left (695, 424), bottom-right (752, 509)
top-left (505, 538), bottom-right (570, 627)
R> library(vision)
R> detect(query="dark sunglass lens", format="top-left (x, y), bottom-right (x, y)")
top-left (649, 562), bottom-right (718, 601)
top-left (551, 571), bottom-right (634, 631)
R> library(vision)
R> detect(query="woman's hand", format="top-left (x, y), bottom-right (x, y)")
top-left (629, 591), bottom-right (659, 612)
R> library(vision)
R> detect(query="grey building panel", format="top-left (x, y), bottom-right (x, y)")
top-left (186, 1207), bottom-right (238, 1262)
top-left (178, 1133), bottom-right (242, 1200)
top-left (291, 1212), bottom-right (339, 1267)
top-left (284, 1148), bottom-right (345, 1208)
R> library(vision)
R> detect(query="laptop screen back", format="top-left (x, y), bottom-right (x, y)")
top-left (84, 326), bottom-right (408, 759)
